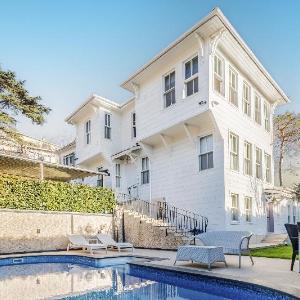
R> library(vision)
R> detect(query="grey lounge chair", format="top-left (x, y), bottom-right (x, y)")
top-left (67, 234), bottom-right (108, 254)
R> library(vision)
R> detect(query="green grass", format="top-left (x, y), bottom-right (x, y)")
top-left (249, 245), bottom-right (298, 260)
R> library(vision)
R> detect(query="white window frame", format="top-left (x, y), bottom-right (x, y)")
top-left (115, 163), bottom-right (121, 188)
top-left (164, 70), bottom-right (176, 108)
top-left (104, 113), bottom-right (111, 139)
top-left (229, 67), bottom-right (238, 106)
top-left (184, 55), bottom-right (199, 97)
top-left (245, 196), bottom-right (252, 223)
top-left (242, 81), bottom-right (251, 117)
top-left (255, 147), bottom-right (262, 179)
top-left (97, 167), bottom-right (104, 187)
top-left (244, 141), bottom-right (252, 176)
top-left (85, 120), bottom-right (91, 145)
top-left (265, 152), bottom-right (272, 183)
top-left (63, 152), bottom-right (75, 166)
top-left (131, 112), bottom-right (136, 138)
top-left (214, 54), bottom-right (225, 96)
top-left (231, 193), bottom-right (239, 222)
top-left (199, 134), bottom-right (214, 171)
top-left (141, 157), bottom-right (150, 184)
top-left (264, 101), bottom-right (270, 132)
top-left (254, 93), bottom-right (262, 125)
top-left (229, 132), bottom-right (239, 171)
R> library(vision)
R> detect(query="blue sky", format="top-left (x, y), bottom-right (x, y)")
top-left (0, 0), bottom-right (299, 144)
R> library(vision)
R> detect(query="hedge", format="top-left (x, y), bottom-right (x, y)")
top-left (0, 175), bottom-right (116, 213)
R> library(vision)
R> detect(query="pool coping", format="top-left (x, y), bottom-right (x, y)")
top-left (128, 261), bottom-right (300, 299)
top-left (0, 252), bottom-right (299, 299)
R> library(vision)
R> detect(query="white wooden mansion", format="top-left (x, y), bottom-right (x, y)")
top-left (61, 8), bottom-right (298, 239)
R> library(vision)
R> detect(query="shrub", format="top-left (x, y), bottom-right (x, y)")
top-left (0, 175), bottom-right (115, 213)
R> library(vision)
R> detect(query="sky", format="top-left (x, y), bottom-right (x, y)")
top-left (0, 0), bottom-right (299, 145)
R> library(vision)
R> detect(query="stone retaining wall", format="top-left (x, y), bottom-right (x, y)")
top-left (0, 209), bottom-right (113, 254)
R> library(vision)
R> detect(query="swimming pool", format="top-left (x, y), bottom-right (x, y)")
top-left (0, 255), bottom-right (296, 299)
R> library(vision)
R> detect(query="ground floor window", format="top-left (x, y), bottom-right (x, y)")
top-left (115, 164), bottom-right (121, 188)
top-left (231, 193), bottom-right (239, 222)
top-left (245, 196), bottom-right (252, 222)
top-left (97, 168), bottom-right (103, 187)
top-left (199, 135), bottom-right (213, 171)
top-left (141, 157), bottom-right (150, 184)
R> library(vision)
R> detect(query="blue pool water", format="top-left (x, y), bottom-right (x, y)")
top-left (0, 255), bottom-right (296, 300)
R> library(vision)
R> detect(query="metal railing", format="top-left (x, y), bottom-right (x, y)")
top-left (117, 193), bottom-right (208, 237)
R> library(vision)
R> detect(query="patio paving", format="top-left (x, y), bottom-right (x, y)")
top-left (1, 248), bottom-right (299, 298)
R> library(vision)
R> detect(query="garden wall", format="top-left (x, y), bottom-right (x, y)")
top-left (0, 209), bottom-right (113, 254)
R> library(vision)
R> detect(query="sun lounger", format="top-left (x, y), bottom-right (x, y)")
top-left (67, 234), bottom-right (108, 254)
top-left (96, 233), bottom-right (133, 252)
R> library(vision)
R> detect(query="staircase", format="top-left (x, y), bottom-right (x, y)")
top-left (115, 194), bottom-right (208, 249)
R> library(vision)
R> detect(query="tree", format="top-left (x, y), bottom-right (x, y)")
top-left (0, 67), bottom-right (50, 139)
top-left (274, 112), bottom-right (300, 186)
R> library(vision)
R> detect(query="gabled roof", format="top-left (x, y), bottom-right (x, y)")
top-left (121, 7), bottom-right (289, 104)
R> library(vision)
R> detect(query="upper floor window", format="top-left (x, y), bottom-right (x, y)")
top-left (141, 157), bottom-right (150, 184)
top-left (199, 135), bottom-right (213, 171)
top-left (254, 94), bottom-right (262, 125)
top-left (185, 56), bottom-right (198, 97)
top-left (164, 71), bottom-right (175, 107)
top-left (229, 132), bottom-right (239, 171)
top-left (264, 101), bottom-right (270, 132)
top-left (231, 193), bottom-right (239, 222)
top-left (229, 67), bottom-right (238, 106)
top-left (104, 113), bottom-right (111, 139)
top-left (63, 152), bottom-right (75, 166)
top-left (265, 153), bottom-right (271, 183)
top-left (243, 82), bottom-right (251, 117)
top-left (255, 147), bottom-right (262, 179)
top-left (97, 167), bottom-right (104, 187)
top-left (85, 120), bottom-right (91, 144)
top-left (245, 196), bottom-right (252, 223)
top-left (244, 141), bottom-right (252, 176)
top-left (115, 164), bottom-right (121, 188)
top-left (131, 112), bottom-right (136, 138)
top-left (214, 55), bottom-right (224, 95)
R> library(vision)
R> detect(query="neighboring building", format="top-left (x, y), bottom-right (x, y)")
top-left (57, 140), bottom-right (76, 166)
top-left (64, 8), bottom-right (298, 238)
top-left (0, 133), bottom-right (59, 163)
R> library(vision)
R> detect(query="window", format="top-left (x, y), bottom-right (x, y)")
top-left (185, 56), bottom-right (198, 97)
top-left (288, 205), bottom-right (291, 224)
top-left (199, 135), bottom-right (213, 171)
top-left (254, 94), bottom-right (261, 124)
top-left (231, 193), bottom-right (239, 222)
top-left (229, 132), bottom-right (239, 171)
top-left (104, 113), bottom-right (111, 139)
top-left (243, 82), bottom-right (251, 117)
top-left (265, 153), bottom-right (271, 183)
top-left (255, 147), bottom-right (262, 179)
top-left (229, 67), bottom-right (238, 106)
top-left (164, 71), bottom-right (175, 107)
top-left (214, 55), bottom-right (224, 95)
top-left (245, 197), bottom-right (252, 223)
top-left (141, 157), bottom-right (150, 184)
top-left (115, 163), bottom-right (121, 188)
top-left (264, 101), bottom-right (270, 131)
top-left (293, 204), bottom-right (297, 224)
top-left (97, 167), bottom-right (103, 187)
top-left (244, 141), bottom-right (252, 176)
top-left (85, 120), bottom-right (91, 144)
top-left (63, 153), bottom-right (75, 166)
top-left (131, 112), bottom-right (136, 138)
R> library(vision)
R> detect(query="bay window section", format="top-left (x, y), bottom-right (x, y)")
top-left (229, 67), bottom-right (238, 106)
top-left (243, 82), bottom-right (251, 117)
top-left (231, 193), bottom-right (239, 222)
top-left (131, 112), bottom-right (136, 138)
top-left (254, 93), bottom-right (262, 125)
top-left (199, 135), bottom-right (213, 171)
top-left (104, 113), bottom-right (111, 139)
top-left (214, 55), bottom-right (224, 95)
top-left (184, 56), bottom-right (198, 97)
top-left (85, 120), bottom-right (91, 145)
top-left (164, 71), bottom-right (176, 107)
top-left (265, 153), bottom-right (271, 183)
top-left (115, 163), bottom-right (121, 188)
top-left (244, 141), bottom-right (252, 176)
top-left (141, 157), bottom-right (150, 184)
top-left (229, 132), bottom-right (239, 171)
top-left (264, 101), bottom-right (270, 132)
top-left (245, 197), bottom-right (252, 222)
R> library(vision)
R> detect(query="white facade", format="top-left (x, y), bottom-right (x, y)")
top-left (64, 8), bottom-right (297, 236)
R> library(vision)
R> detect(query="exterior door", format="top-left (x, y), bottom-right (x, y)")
top-left (267, 203), bottom-right (274, 232)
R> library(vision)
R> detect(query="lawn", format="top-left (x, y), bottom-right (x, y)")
top-left (250, 245), bottom-right (297, 260)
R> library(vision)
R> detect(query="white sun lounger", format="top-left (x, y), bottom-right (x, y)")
top-left (96, 233), bottom-right (134, 252)
top-left (67, 234), bottom-right (108, 255)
